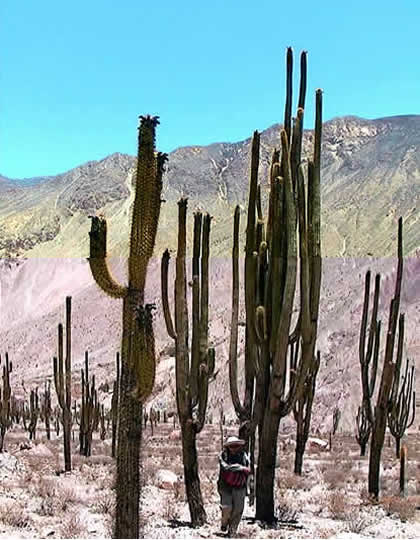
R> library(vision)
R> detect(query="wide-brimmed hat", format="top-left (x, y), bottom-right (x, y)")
top-left (225, 436), bottom-right (245, 447)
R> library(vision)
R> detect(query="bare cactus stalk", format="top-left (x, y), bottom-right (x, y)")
top-left (399, 444), bottom-right (407, 496)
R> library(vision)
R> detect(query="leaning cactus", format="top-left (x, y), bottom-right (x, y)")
top-left (161, 201), bottom-right (215, 526)
top-left (88, 115), bottom-right (166, 539)
top-left (0, 353), bottom-right (12, 452)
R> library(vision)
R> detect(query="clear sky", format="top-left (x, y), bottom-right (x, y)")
top-left (1, 0), bottom-right (419, 179)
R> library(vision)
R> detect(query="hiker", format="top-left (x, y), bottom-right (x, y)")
top-left (217, 436), bottom-right (251, 537)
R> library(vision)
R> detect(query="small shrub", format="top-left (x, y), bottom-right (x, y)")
top-left (0, 503), bottom-right (32, 529)
top-left (346, 512), bottom-right (369, 533)
top-left (162, 495), bottom-right (180, 521)
top-left (37, 496), bottom-right (58, 516)
top-left (276, 498), bottom-right (298, 523)
top-left (95, 493), bottom-right (116, 516)
top-left (381, 496), bottom-right (416, 522)
top-left (57, 485), bottom-right (79, 511)
top-left (326, 492), bottom-right (354, 520)
top-left (59, 512), bottom-right (87, 538)
top-left (323, 469), bottom-right (347, 490)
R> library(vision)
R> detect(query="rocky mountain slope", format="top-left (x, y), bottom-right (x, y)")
top-left (1, 115), bottom-right (419, 432)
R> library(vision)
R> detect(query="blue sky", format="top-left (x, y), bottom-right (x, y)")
top-left (1, 0), bottom-right (419, 179)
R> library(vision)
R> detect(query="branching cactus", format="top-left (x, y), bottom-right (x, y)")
top-left (88, 115), bottom-right (166, 539)
top-left (53, 296), bottom-right (73, 472)
top-left (355, 404), bottom-right (371, 456)
top-left (78, 351), bottom-right (100, 457)
top-left (0, 353), bottom-right (12, 452)
top-left (111, 352), bottom-right (120, 458)
top-left (228, 48), bottom-right (323, 522)
top-left (388, 356), bottom-right (415, 458)
top-left (161, 200), bottom-right (215, 526)
top-left (368, 217), bottom-right (405, 498)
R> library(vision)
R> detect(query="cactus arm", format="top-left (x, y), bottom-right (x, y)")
top-left (298, 51), bottom-right (307, 110)
top-left (284, 47), bottom-right (293, 147)
top-left (194, 348), bottom-right (215, 434)
top-left (88, 216), bottom-right (127, 299)
top-left (229, 205), bottom-right (246, 418)
top-left (271, 130), bottom-right (298, 413)
top-left (133, 304), bottom-right (156, 402)
top-left (244, 131), bottom-right (260, 370)
top-left (161, 250), bottom-right (176, 339)
top-left (308, 88), bottom-right (323, 322)
top-left (174, 198), bottom-right (190, 421)
top-left (190, 212), bottom-right (203, 404)
top-left (199, 214), bottom-right (211, 380)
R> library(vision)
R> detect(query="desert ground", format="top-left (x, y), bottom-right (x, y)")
top-left (0, 417), bottom-right (419, 539)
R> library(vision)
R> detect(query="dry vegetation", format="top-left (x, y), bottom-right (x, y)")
top-left (0, 423), bottom-right (419, 538)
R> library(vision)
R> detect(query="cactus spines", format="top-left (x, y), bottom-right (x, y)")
top-left (88, 115), bottom-right (165, 539)
top-left (161, 199), bottom-right (215, 526)
top-left (388, 356), bottom-right (415, 458)
top-left (53, 296), bottom-right (72, 472)
top-left (0, 353), bottom-right (12, 452)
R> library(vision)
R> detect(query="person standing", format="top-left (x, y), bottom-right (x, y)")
top-left (217, 436), bottom-right (251, 537)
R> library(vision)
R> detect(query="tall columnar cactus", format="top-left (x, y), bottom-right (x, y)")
top-left (0, 353), bottom-right (12, 452)
top-left (228, 47), bottom-right (322, 522)
top-left (161, 200), bottom-right (216, 526)
top-left (111, 352), bottom-right (120, 458)
top-left (53, 296), bottom-right (73, 472)
top-left (368, 217), bottom-right (405, 499)
top-left (388, 357), bottom-right (415, 458)
top-left (41, 380), bottom-right (52, 440)
top-left (88, 115), bottom-right (166, 539)
top-left (77, 351), bottom-right (100, 457)
top-left (28, 388), bottom-right (40, 440)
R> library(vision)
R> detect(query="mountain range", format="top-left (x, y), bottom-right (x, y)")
top-left (1, 114), bottom-right (419, 433)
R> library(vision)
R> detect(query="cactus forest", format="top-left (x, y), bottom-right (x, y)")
top-left (1, 47), bottom-right (420, 540)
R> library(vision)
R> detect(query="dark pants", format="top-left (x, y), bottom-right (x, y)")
top-left (218, 480), bottom-right (247, 535)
